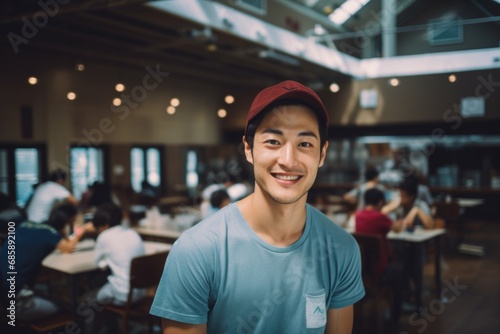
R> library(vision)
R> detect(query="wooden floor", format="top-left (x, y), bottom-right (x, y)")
top-left (356, 219), bottom-right (500, 334)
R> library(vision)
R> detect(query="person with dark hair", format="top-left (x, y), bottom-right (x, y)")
top-left (383, 177), bottom-right (434, 229)
top-left (209, 189), bottom-right (230, 211)
top-left (355, 188), bottom-right (403, 326)
top-left (92, 203), bottom-right (145, 306)
top-left (25, 169), bottom-right (78, 223)
top-left (344, 166), bottom-right (384, 209)
top-left (151, 80), bottom-right (364, 334)
top-left (0, 203), bottom-right (93, 322)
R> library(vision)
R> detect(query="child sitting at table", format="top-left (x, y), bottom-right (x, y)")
top-left (91, 203), bottom-right (146, 306)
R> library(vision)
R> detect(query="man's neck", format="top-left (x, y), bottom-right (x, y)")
top-left (237, 191), bottom-right (307, 247)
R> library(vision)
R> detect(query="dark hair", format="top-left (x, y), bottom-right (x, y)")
top-left (245, 99), bottom-right (328, 151)
top-left (210, 189), bottom-right (230, 209)
top-left (363, 188), bottom-right (385, 207)
top-left (399, 177), bottom-right (419, 196)
top-left (364, 167), bottom-right (379, 182)
top-left (88, 182), bottom-right (113, 207)
top-left (92, 203), bottom-right (123, 228)
top-left (49, 169), bottom-right (66, 182)
top-left (45, 203), bottom-right (78, 232)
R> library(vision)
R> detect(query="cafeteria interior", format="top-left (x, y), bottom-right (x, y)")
top-left (1, 0), bottom-right (500, 333)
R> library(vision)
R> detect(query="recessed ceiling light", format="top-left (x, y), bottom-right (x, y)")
top-left (166, 106), bottom-right (176, 115)
top-left (448, 74), bottom-right (457, 83)
top-left (115, 83), bottom-right (125, 92)
top-left (67, 92), bottom-right (76, 100)
top-left (28, 77), bottom-right (38, 85)
top-left (389, 78), bottom-right (399, 87)
top-left (170, 98), bottom-right (180, 107)
top-left (76, 63), bottom-right (85, 71)
top-left (225, 95), bottom-right (235, 104)
top-left (329, 83), bottom-right (340, 93)
top-left (217, 109), bottom-right (227, 118)
top-left (112, 98), bottom-right (122, 106)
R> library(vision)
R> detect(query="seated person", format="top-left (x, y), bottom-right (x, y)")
top-left (0, 192), bottom-right (25, 237)
top-left (0, 203), bottom-right (93, 322)
top-left (355, 188), bottom-right (403, 325)
top-left (26, 169), bottom-right (78, 223)
top-left (383, 177), bottom-right (434, 229)
top-left (201, 189), bottom-right (231, 219)
top-left (344, 167), bottom-right (384, 210)
top-left (92, 203), bottom-right (146, 306)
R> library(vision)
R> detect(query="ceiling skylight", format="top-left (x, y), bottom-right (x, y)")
top-left (328, 0), bottom-right (370, 25)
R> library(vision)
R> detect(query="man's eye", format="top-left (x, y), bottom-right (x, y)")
top-left (299, 142), bottom-right (313, 147)
top-left (266, 140), bottom-right (280, 145)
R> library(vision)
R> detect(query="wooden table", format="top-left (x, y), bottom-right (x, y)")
top-left (387, 228), bottom-right (445, 312)
top-left (42, 240), bottom-right (171, 323)
top-left (133, 226), bottom-right (182, 244)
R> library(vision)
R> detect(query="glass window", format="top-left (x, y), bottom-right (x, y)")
top-left (70, 147), bottom-right (105, 200)
top-left (0, 146), bottom-right (44, 207)
top-left (15, 148), bottom-right (39, 207)
top-left (186, 150), bottom-right (199, 189)
top-left (130, 147), bottom-right (162, 193)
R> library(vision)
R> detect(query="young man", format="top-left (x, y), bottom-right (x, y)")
top-left (355, 188), bottom-right (403, 274)
top-left (26, 169), bottom-right (78, 224)
top-left (0, 203), bottom-right (93, 322)
top-left (151, 80), bottom-right (365, 334)
top-left (355, 188), bottom-right (403, 326)
top-left (92, 203), bottom-right (146, 306)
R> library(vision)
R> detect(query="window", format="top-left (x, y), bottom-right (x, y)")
top-left (186, 150), bottom-right (199, 190)
top-left (15, 148), bottom-right (39, 207)
top-left (0, 145), bottom-right (45, 207)
top-left (130, 147), bottom-right (162, 193)
top-left (428, 17), bottom-right (463, 45)
top-left (70, 146), bottom-right (106, 200)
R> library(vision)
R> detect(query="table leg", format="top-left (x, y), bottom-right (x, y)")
top-left (435, 236), bottom-right (442, 298)
top-left (414, 243), bottom-right (424, 311)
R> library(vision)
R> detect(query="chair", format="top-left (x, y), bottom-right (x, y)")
top-left (103, 251), bottom-right (169, 334)
top-left (352, 233), bottom-right (391, 334)
top-left (18, 312), bottom-right (72, 333)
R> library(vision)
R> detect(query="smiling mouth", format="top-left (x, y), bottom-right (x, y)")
top-left (272, 174), bottom-right (301, 181)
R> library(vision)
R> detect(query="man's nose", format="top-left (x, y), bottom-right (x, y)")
top-left (277, 143), bottom-right (298, 169)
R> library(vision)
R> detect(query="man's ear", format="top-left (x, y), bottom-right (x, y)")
top-left (318, 141), bottom-right (329, 168)
top-left (242, 135), bottom-right (253, 165)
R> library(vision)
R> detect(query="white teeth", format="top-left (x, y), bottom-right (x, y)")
top-left (275, 174), bottom-right (299, 181)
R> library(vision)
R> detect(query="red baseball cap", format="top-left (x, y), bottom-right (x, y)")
top-left (245, 80), bottom-right (329, 133)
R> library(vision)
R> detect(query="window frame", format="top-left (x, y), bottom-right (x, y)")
top-left (0, 143), bottom-right (47, 206)
top-left (69, 144), bottom-right (110, 200)
top-left (130, 145), bottom-right (165, 195)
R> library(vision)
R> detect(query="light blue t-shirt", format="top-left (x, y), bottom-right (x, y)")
top-left (150, 203), bottom-right (365, 333)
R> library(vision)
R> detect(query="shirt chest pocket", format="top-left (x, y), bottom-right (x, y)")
top-left (305, 290), bottom-right (327, 329)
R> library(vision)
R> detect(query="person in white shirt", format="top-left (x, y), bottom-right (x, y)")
top-left (92, 203), bottom-right (146, 306)
top-left (26, 169), bottom-right (78, 223)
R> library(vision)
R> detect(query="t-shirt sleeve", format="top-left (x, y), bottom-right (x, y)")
top-left (329, 236), bottom-right (365, 309)
top-left (150, 232), bottom-right (211, 324)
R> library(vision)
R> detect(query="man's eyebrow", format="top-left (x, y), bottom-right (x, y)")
top-left (261, 128), bottom-right (318, 139)
top-left (261, 128), bottom-right (283, 135)
top-left (298, 131), bottom-right (318, 139)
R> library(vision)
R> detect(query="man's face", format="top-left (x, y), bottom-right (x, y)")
top-left (243, 105), bottom-right (328, 205)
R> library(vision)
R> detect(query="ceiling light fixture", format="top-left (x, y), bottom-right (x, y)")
top-left (225, 95), bottom-right (235, 104)
top-left (28, 77), bottom-right (38, 85)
